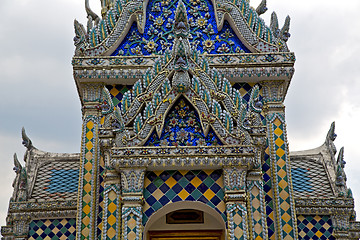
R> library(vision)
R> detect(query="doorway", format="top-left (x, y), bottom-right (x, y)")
top-left (148, 230), bottom-right (223, 240)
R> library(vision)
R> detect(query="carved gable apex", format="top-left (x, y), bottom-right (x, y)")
top-left (74, 0), bottom-right (292, 57)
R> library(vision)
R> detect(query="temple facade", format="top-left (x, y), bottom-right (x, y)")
top-left (1, 0), bottom-right (360, 239)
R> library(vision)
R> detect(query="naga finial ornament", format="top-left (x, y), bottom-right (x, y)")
top-left (21, 127), bottom-right (33, 150)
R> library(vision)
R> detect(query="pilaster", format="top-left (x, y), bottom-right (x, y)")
top-left (120, 168), bottom-right (145, 240)
top-left (76, 83), bottom-right (104, 240)
top-left (224, 167), bottom-right (249, 240)
top-left (262, 81), bottom-right (298, 240)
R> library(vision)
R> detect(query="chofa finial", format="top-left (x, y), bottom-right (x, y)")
top-left (21, 127), bottom-right (33, 150)
top-left (326, 121), bottom-right (337, 142)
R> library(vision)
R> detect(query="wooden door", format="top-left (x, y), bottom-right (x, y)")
top-left (148, 230), bottom-right (223, 240)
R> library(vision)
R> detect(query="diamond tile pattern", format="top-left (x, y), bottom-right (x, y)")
top-left (28, 219), bottom-right (76, 240)
top-left (143, 170), bottom-right (226, 224)
top-left (106, 190), bottom-right (119, 239)
top-left (97, 158), bottom-right (106, 239)
top-left (272, 118), bottom-right (295, 239)
top-left (232, 83), bottom-right (258, 103)
top-left (31, 161), bottom-right (79, 200)
top-left (232, 209), bottom-right (244, 240)
top-left (81, 119), bottom-right (96, 237)
top-left (297, 215), bottom-right (335, 240)
top-left (105, 85), bottom-right (133, 109)
top-left (291, 157), bottom-right (334, 198)
top-left (232, 82), bottom-right (264, 121)
top-left (126, 214), bottom-right (138, 239)
top-left (262, 146), bottom-right (276, 240)
top-left (249, 185), bottom-right (264, 239)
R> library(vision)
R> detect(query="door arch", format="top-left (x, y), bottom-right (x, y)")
top-left (143, 201), bottom-right (226, 240)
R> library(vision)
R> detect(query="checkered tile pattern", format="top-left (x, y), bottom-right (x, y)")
top-left (272, 118), bottom-right (296, 239)
top-left (231, 208), bottom-right (245, 240)
top-left (272, 118), bottom-right (292, 237)
top-left (28, 219), bottom-right (76, 240)
top-left (143, 170), bottom-right (226, 225)
top-left (80, 119), bottom-right (96, 238)
top-left (105, 85), bottom-right (133, 109)
top-left (262, 146), bottom-right (276, 240)
top-left (105, 189), bottom-right (119, 239)
top-left (291, 159), bottom-right (334, 198)
top-left (249, 184), bottom-right (264, 239)
top-left (297, 215), bottom-right (334, 240)
top-left (126, 213), bottom-right (138, 239)
top-left (232, 83), bottom-right (258, 103)
top-left (31, 162), bottom-right (79, 200)
top-left (97, 157), bottom-right (106, 239)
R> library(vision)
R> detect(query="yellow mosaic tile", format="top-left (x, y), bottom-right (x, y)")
top-left (83, 205), bottom-right (91, 215)
top-left (108, 202), bottom-right (117, 214)
top-left (178, 189), bottom-right (189, 200)
top-left (204, 188), bottom-right (215, 200)
top-left (109, 87), bottom-right (120, 96)
top-left (107, 215), bottom-right (116, 225)
top-left (86, 141), bottom-right (94, 150)
top-left (86, 130), bottom-right (93, 140)
top-left (86, 121), bottom-right (94, 129)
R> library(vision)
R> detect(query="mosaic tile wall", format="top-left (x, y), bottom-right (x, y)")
top-left (105, 85), bottom-right (133, 109)
top-left (28, 219), bottom-right (76, 240)
top-left (111, 0), bottom-right (250, 56)
top-left (297, 215), bottom-right (335, 240)
top-left (291, 159), bottom-right (333, 198)
top-left (31, 162), bottom-right (79, 200)
top-left (143, 170), bottom-right (225, 224)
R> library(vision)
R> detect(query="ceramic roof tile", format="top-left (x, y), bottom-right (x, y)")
top-left (31, 160), bottom-right (79, 200)
top-left (290, 155), bottom-right (334, 198)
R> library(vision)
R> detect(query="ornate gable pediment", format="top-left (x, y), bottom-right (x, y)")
top-left (99, 0), bottom-right (266, 151)
top-left (74, 0), bottom-right (292, 57)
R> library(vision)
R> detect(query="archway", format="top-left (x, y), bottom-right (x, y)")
top-left (143, 201), bottom-right (226, 240)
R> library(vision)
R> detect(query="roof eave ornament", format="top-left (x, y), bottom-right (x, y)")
top-left (21, 127), bottom-right (33, 150)
top-left (256, 0), bottom-right (268, 16)
top-left (85, 0), bottom-right (100, 34)
top-left (325, 121), bottom-right (337, 155)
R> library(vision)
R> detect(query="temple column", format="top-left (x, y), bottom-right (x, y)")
top-left (246, 170), bottom-right (268, 240)
top-left (119, 168), bottom-right (145, 240)
top-left (261, 81), bottom-right (298, 240)
top-left (224, 167), bottom-right (249, 240)
top-left (102, 168), bottom-right (121, 240)
top-left (76, 84), bottom-right (104, 240)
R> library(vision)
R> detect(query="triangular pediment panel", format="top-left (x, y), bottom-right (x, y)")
top-left (145, 97), bottom-right (223, 146)
top-left (74, 0), bottom-right (292, 56)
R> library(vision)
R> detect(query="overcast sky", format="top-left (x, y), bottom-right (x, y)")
top-left (0, 0), bottom-right (360, 229)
